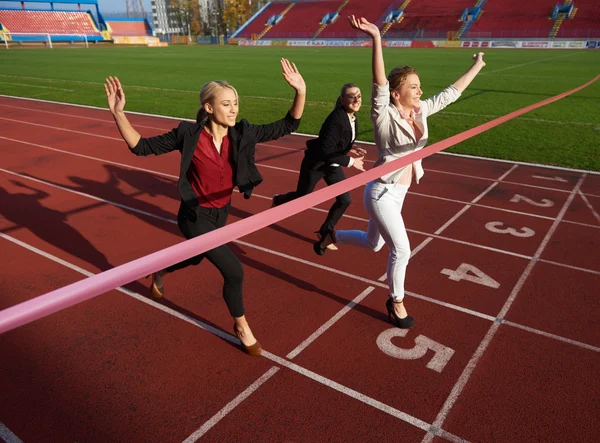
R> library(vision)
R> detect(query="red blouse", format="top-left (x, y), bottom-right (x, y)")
top-left (187, 128), bottom-right (234, 208)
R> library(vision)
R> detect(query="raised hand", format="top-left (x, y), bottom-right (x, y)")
top-left (472, 52), bottom-right (486, 67)
top-left (281, 58), bottom-right (306, 95)
top-left (104, 76), bottom-right (126, 115)
top-left (348, 15), bottom-right (380, 39)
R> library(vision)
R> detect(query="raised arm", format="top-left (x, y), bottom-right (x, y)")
top-left (104, 76), bottom-right (141, 148)
top-left (281, 58), bottom-right (306, 119)
top-left (452, 52), bottom-right (486, 93)
top-left (349, 15), bottom-right (386, 86)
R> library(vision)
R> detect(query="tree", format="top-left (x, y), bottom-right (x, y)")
top-left (222, 0), bottom-right (253, 34)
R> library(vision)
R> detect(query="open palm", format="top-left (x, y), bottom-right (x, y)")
top-left (348, 15), bottom-right (380, 38)
top-left (104, 76), bottom-right (126, 114)
top-left (281, 58), bottom-right (306, 94)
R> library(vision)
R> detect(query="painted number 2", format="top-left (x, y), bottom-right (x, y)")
top-left (485, 221), bottom-right (535, 238)
top-left (377, 329), bottom-right (455, 373)
top-left (510, 194), bottom-right (554, 208)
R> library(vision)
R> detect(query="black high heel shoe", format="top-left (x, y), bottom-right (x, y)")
top-left (386, 298), bottom-right (414, 329)
top-left (313, 228), bottom-right (336, 256)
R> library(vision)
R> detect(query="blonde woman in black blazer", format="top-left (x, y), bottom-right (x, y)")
top-left (104, 59), bottom-right (306, 355)
top-left (272, 83), bottom-right (366, 254)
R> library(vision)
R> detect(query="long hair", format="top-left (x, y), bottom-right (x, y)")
top-left (334, 82), bottom-right (359, 110)
top-left (195, 80), bottom-right (239, 123)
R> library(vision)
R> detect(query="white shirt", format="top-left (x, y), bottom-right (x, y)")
top-left (371, 81), bottom-right (461, 184)
top-left (332, 112), bottom-right (357, 168)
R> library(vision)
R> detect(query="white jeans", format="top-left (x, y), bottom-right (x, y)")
top-left (336, 181), bottom-right (410, 301)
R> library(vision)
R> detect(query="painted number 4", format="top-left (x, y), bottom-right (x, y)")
top-left (441, 263), bottom-right (500, 289)
top-left (377, 329), bottom-right (455, 373)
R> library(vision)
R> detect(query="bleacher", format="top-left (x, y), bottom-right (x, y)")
top-left (386, 0), bottom-right (472, 38)
top-left (263, 1), bottom-right (341, 38)
top-left (106, 19), bottom-right (151, 37)
top-left (318, 0), bottom-right (398, 38)
top-left (466, 0), bottom-right (557, 39)
top-left (556, 0), bottom-right (600, 38)
top-left (236, 2), bottom-right (293, 39)
top-left (0, 9), bottom-right (103, 40)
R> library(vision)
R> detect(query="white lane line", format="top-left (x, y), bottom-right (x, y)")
top-left (578, 189), bottom-right (600, 225)
top-left (3, 134), bottom-right (598, 232)
top-left (286, 287), bottom-right (376, 359)
top-left (2, 93), bottom-right (599, 178)
top-left (0, 232), bottom-right (461, 441)
top-left (0, 103), bottom-right (173, 131)
top-left (5, 100), bottom-right (596, 128)
top-left (422, 174), bottom-right (587, 443)
top-left (261, 351), bottom-right (434, 433)
top-left (0, 82), bottom-right (74, 92)
top-left (0, 422), bottom-right (23, 443)
top-left (3, 141), bottom-right (598, 267)
top-left (182, 367), bottom-right (281, 443)
top-left (2, 116), bottom-right (598, 197)
top-left (5, 166), bottom-right (596, 350)
top-left (0, 117), bottom-right (122, 141)
top-left (502, 320), bottom-right (600, 353)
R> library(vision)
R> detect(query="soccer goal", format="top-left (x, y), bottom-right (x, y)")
top-left (0, 32), bottom-right (89, 49)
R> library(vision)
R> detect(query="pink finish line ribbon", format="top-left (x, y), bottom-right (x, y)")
top-left (1, 74), bottom-right (598, 334)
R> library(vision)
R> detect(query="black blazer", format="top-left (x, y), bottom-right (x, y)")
top-left (131, 112), bottom-right (300, 209)
top-left (305, 105), bottom-right (357, 168)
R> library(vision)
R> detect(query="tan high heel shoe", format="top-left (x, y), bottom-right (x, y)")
top-left (146, 273), bottom-right (164, 298)
top-left (233, 324), bottom-right (262, 356)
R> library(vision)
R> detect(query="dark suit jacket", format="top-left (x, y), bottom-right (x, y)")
top-left (305, 105), bottom-right (357, 168)
top-left (131, 112), bottom-right (300, 209)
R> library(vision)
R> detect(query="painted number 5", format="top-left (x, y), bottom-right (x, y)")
top-left (485, 221), bottom-right (535, 238)
top-left (376, 329), bottom-right (455, 373)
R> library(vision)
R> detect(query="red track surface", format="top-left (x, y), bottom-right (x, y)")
top-left (1, 96), bottom-right (599, 442)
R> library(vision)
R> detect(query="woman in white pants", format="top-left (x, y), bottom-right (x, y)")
top-left (315, 15), bottom-right (486, 328)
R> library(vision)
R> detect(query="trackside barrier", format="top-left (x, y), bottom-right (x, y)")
top-left (0, 74), bottom-right (597, 334)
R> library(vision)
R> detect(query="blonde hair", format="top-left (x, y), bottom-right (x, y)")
top-left (196, 80), bottom-right (239, 123)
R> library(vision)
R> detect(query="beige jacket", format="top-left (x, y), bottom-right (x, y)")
top-left (371, 81), bottom-right (461, 184)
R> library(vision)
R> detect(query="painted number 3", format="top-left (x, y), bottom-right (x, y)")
top-left (485, 221), bottom-right (535, 238)
top-left (376, 329), bottom-right (455, 373)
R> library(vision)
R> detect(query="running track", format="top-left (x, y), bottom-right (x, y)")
top-left (1, 95), bottom-right (599, 442)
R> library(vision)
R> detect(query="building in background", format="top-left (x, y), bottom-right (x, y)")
top-left (150, 0), bottom-right (182, 38)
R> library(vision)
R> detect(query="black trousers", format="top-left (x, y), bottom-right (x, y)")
top-left (166, 201), bottom-right (245, 318)
top-left (273, 152), bottom-right (351, 233)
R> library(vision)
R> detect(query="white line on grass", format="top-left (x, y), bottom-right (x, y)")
top-left (0, 82), bottom-right (74, 92)
top-left (479, 53), bottom-right (580, 75)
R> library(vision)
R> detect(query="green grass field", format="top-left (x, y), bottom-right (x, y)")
top-left (1, 45), bottom-right (599, 170)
